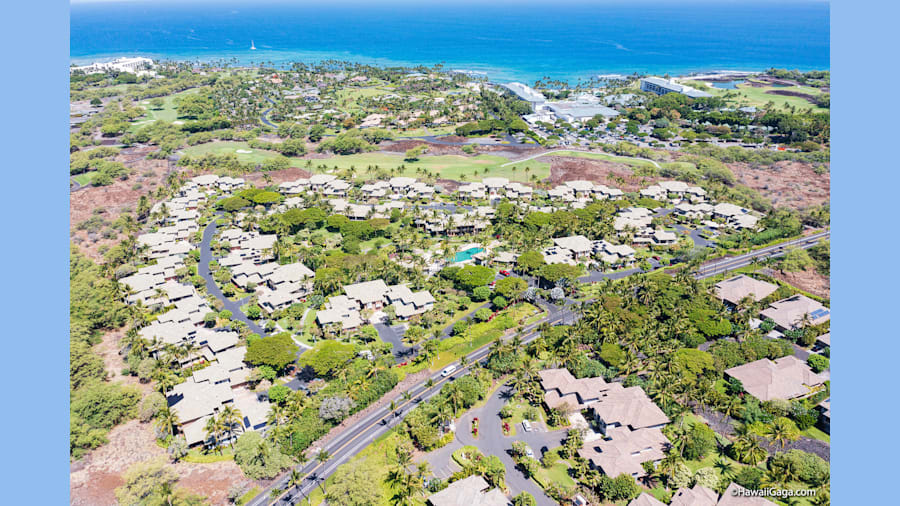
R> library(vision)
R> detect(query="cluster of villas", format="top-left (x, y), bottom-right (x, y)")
top-left (543, 234), bottom-right (637, 267)
top-left (715, 275), bottom-right (831, 431)
top-left (265, 174), bottom-right (761, 244)
top-left (316, 279), bottom-right (436, 332)
top-left (215, 228), bottom-right (317, 313)
top-left (539, 368), bottom-right (670, 480)
top-left (278, 174), bottom-right (436, 201)
top-left (416, 206), bottom-right (495, 235)
top-left (120, 176), bottom-right (274, 447)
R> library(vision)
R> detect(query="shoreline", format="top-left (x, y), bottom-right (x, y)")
top-left (69, 50), bottom-right (830, 83)
top-left (69, 52), bottom-right (822, 84)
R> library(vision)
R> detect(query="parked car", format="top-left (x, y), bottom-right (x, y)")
top-left (522, 420), bottom-right (532, 432)
top-left (525, 446), bottom-right (534, 458)
top-left (499, 270), bottom-right (510, 276)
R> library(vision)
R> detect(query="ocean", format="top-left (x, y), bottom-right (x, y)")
top-left (70, 1), bottom-right (830, 83)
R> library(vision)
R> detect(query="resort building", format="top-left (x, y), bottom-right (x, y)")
top-left (539, 368), bottom-right (670, 479)
top-left (640, 77), bottom-right (712, 98)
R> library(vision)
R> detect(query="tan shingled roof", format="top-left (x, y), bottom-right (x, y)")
top-left (627, 493), bottom-right (666, 506)
top-left (725, 356), bottom-right (826, 402)
top-left (715, 275), bottom-right (779, 304)
top-left (671, 485), bottom-right (718, 506)
top-left (579, 427), bottom-right (669, 478)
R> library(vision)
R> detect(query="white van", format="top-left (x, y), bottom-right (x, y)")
top-left (522, 420), bottom-right (533, 432)
top-left (441, 365), bottom-right (457, 377)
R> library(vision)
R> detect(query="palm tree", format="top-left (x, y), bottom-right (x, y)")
top-left (204, 416), bottom-right (224, 454)
top-left (288, 468), bottom-right (304, 495)
top-left (313, 450), bottom-right (331, 495)
top-left (155, 406), bottom-right (180, 439)
top-left (219, 405), bottom-right (244, 449)
top-left (765, 418), bottom-right (800, 448)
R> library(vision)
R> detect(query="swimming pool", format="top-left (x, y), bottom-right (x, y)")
top-left (450, 247), bottom-right (484, 263)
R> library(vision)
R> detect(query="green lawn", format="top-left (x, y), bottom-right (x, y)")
top-left (181, 140), bottom-right (551, 182)
top-left (685, 80), bottom-right (828, 114)
top-left (302, 430), bottom-right (422, 506)
top-left (309, 152), bottom-right (550, 183)
top-left (72, 172), bottom-right (96, 186)
top-left (183, 447), bottom-right (234, 463)
top-left (335, 85), bottom-right (395, 112)
top-left (138, 88), bottom-right (201, 123)
top-left (181, 141), bottom-right (283, 165)
top-left (431, 303), bottom-right (543, 371)
top-left (393, 125), bottom-right (460, 138)
top-left (533, 451), bottom-right (576, 491)
top-left (802, 426), bottom-right (830, 444)
top-left (236, 486), bottom-right (262, 506)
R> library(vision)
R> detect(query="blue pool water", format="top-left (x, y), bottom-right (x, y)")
top-left (451, 247), bottom-right (484, 263)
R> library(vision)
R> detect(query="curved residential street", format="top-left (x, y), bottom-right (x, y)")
top-left (198, 214), bottom-right (268, 336)
top-left (261, 96), bottom-right (278, 128)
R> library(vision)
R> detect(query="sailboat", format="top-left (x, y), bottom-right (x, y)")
top-left (250, 40), bottom-right (256, 50)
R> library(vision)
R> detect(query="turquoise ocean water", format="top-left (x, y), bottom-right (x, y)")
top-left (70, 1), bottom-right (829, 83)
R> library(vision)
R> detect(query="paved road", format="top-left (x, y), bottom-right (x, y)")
top-left (450, 385), bottom-right (563, 506)
top-left (694, 231), bottom-right (830, 280)
top-left (249, 232), bottom-right (830, 505)
top-left (198, 215), bottom-right (268, 336)
top-left (251, 302), bottom-right (580, 506)
top-left (261, 96), bottom-right (278, 128)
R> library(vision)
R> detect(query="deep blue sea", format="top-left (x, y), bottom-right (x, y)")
top-left (70, 1), bottom-right (830, 83)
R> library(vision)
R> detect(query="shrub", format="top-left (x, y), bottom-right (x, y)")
top-left (807, 354), bottom-right (829, 373)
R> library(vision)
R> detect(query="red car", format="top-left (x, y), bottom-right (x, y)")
top-left (652, 256), bottom-right (661, 261)
top-left (489, 281), bottom-right (496, 286)
top-left (499, 270), bottom-right (511, 276)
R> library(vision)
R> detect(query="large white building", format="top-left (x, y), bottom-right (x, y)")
top-left (499, 82), bottom-right (547, 110)
top-left (640, 77), bottom-right (712, 99)
top-left (71, 56), bottom-right (154, 75)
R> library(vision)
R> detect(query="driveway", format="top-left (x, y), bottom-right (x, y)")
top-left (426, 384), bottom-right (564, 506)
top-left (374, 322), bottom-right (416, 361)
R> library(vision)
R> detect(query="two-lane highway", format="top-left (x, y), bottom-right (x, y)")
top-left (694, 230), bottom-right (829, 279)
top-left (250, 303), bottom-right (578, 506)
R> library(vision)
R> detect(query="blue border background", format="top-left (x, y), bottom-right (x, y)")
top-left (2, 0), bottom-right (899, 503)
top-left (1, 0), bottom-right (70, 503)
top-left (831, 0), bottom-right (900, 503)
